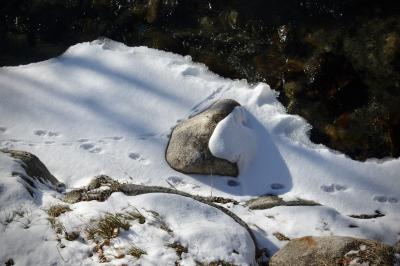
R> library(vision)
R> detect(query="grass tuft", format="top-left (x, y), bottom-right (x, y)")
top-left (167, 242), bottom-right (188, 258)
top-left (128, 245), bottom-right (147, 258)
top-left (47, 204), bottom-right (72, 217)
top-left (86, 213), bottom-right (130, 241)
top-left (120, 208), bottom-right (146, 224)
top-left (196, 261), bottom-right (238, 266)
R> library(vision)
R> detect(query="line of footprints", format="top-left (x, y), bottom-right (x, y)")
top-left (321, 183), bottom-right (398, 204)
top-left (0, 127), bottom-right (149, 164)
top-left (1, 126), bottom-right (399, 203)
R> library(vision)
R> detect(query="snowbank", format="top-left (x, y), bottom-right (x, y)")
top-left (0, 38), bottom-right (399, 264)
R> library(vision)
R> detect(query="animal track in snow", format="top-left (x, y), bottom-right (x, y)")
top-left (166, 176), bottom-right (186, 186)
top-left (128, 152), bottom-right (140, 160)
top-left (321, 184), bottom-right (348, 193)
top-left (270, 183), bottom-right (285, 190)
top-left (373, 195), bottom-right (398, 203)
top-left (0, 126), bottom-right (7, 133)
top-left (227, 180), bottom-right (240, 187)
top-left (166, 176), bottom-right (200, 189)
top-left (47, 131), bottom-right (59, 137)
top-left (80, 143), bottom-right (94, 150)
top-left (128, 152), bottom-right (149, 164)
top-left (102, 136), bottom-right (124, 141)
top-left (62, 143), bottom-right (73, 146)
top-left (78, 138), bottom-right (89, 143)
top-left (33, 130), bottom-right (46, 136)
top-left (137, 133), bottom-right (157, 140)
top-left (90, 147), bottom-right (103, 153)
top-left (189, 87), bottom-right (224, 115)
top-left (98, 136), bottom-right (124, 144)
top-left (79, 143), bottom-right (103, 154)
top-left (33, 129), bottom-right (60, 137)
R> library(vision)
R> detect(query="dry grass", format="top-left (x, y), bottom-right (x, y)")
top-left (147, 209), bottom-right (173, 234)
top-left (196, 261), bottom-right (238, 266)
top-left (48, 215), bottom-right (79, 241)
top-left (122, 209), bottom-right (146, 224)
top-left (167, 242), bottom-right (188, 258)
top-left (46, 204), bottom-right (71, 217)
top-left (86, 213), bottom-right (130, 240)
top-left (128, 245), bottom-right (147, 258)
top-left (86, 208), bottom-right (145, 241)
top-left (273, 232), bottom-right (290, 241)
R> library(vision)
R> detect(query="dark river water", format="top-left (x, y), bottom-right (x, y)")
top-left (1, 0), bottom-right (400, 160)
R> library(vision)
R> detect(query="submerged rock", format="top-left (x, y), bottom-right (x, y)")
top-left (165, 99), bottom-right (239, 177)
top-left (269, 236), bottom-right (395, 266)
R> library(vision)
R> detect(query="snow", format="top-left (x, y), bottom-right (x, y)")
top-left (0, 153), bottom-right (32, 205)
top-left (0, 38), bottom-right (399, 265)
top-left (209, 106), bottom-right (257, 173)
top-left (58, 192), bottom-right (255, 265)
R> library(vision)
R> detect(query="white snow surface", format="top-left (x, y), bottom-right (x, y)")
top-left (58, 192), bottom-right (255, 265)
top-left (0, 38), bottom-right (399, 265)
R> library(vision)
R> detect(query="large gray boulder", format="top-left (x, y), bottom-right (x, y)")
top-left (269, 236), bottom-right (395, 266)
top-left (166, 99), bottom-right (239, 176)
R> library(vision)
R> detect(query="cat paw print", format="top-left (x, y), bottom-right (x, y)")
top-left (270, 183), bottom-right (285, 190)
top-left (33, 129), bottom-right (60, 137)
top-left (321, 184), bottom-right (347, 193)
top-left (79, 143), bottom-right (103, 154)
top-left (128, 152), bottom-right (149, 165)
top-left (373, 195), bottom-right (398, 204)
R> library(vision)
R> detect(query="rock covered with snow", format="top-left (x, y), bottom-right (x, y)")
top-left (1, 149), bottom-right (65, 192)
top-left (166, 99), bottom-right (239, 176)
top-left (209, 106), bottom-right (258, 174)
top-left (269, 236), bottom-right (395, 266)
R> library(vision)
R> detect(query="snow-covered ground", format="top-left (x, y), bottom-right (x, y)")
top-left (0, 39), bottom-right (399, 265)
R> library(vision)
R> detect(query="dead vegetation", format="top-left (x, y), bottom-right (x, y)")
top-left (63, 175), bottom-right (259, 253)
top-left (48, 216), bottom-right (79, 242)
top-left (195, 260), bottom-right (238, 266)
top-left (128, 245), bottom-right (147, 258)
top-left (86, 213), bottom-right (130, 240)
top-left (85, 207), bottom-right (145, 240)
top-left (349, 210), bottom-right (385, 219)
top-left (205, 196), bottom-right (239, 205)
top-left (46, 204), bottom-right (71, 217)
top-left (84, 207), bottom-right (147, 262)
top-left (146, 209), bottom-right (173, 234)
top-left (273, 232), bottom-right (290, 241)
top-left (167, 242), bottom-right (188, 259)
